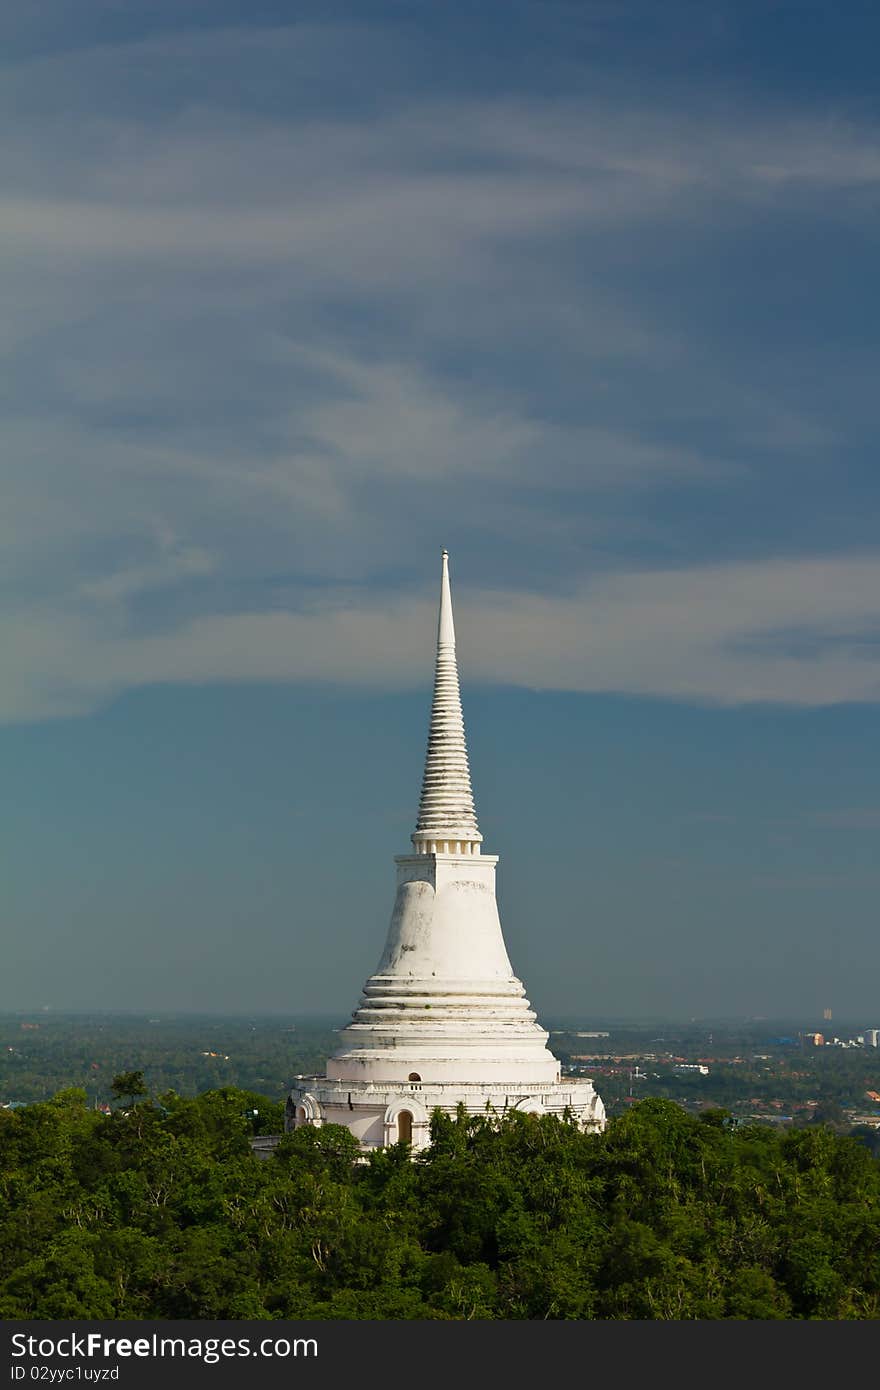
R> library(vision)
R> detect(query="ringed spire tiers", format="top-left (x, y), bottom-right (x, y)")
top-left (413, 549), bottom-right (482, 855)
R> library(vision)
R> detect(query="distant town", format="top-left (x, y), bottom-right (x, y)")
top-left (2, 1012), bottom-right (878, 1146)
top-left (549, 1018), bottom-right (880, 1137)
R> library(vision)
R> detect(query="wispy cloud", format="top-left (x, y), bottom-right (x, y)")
top-left (1, 19), bottom-right (879, 724)
top-left (807, 809), bottom-right (880, 831)
top-left (5, 553), bottom-right (880, 722)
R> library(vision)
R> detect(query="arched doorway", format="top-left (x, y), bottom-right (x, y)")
top-left (408, 1072), bottom-right (421, 1082)
top-left (383, 1097), bottom-right (428, 1150)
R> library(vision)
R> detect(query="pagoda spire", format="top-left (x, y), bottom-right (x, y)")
top-left (412, 550), bottom-right (482, 855)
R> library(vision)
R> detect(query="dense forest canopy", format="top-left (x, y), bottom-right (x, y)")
top-left (0, 1014), bottom-right (339, 1105)
top-left (1, 1091), bottom-right (878, 1319)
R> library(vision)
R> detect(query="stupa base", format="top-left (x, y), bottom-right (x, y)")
top-left (286, 1074), bottom-right (605, 1151)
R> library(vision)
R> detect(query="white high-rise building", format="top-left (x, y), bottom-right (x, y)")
top-left (287, 551), bottom-right (605, 1151)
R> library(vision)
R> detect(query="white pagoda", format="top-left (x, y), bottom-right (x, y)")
top-left (287, 551), bottom-right (605, 1150)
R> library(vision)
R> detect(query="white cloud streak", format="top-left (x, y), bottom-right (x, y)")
top-left (4, 554), bottom-right (880, 723)
top-left (1, 22), bottom-right (878, 723)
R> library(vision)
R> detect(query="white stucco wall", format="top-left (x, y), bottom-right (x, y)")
top-left (328, 848), bottom-right (565, 1087)
top-left (378, 854), bottom-right (513, 980)
top-left (288, 1076), bottom-right (606, 1152)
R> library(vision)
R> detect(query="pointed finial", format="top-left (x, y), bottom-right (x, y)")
top-left (413, 549), bottom-right (481, 853)
top-left (438, 548), bottom-right (455, 649)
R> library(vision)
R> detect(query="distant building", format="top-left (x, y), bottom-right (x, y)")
top-left (804, 1032), bottom-right (824, 1047)
top-left (865, 1029), bottom-right (880, 1048)
top-left (673, 1064), bottom-right (709, 1076)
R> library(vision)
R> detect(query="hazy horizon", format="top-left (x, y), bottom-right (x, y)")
top-left (1, 1008), bottom-right (871, 1031)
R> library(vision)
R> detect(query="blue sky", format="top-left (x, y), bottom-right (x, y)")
top-left (3, 1), bottom-right (880, 1020)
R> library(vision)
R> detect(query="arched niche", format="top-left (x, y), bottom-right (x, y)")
top-left (383, 1095), bottom-right (429, 1150)
top-left (512, 1096), bottom-right (547, 1117)
top-left (291, 1092), bottom-right (323, 1128)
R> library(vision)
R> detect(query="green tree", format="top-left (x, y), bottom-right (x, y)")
top-left (111, 1071), bottom-right (147, 1108)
